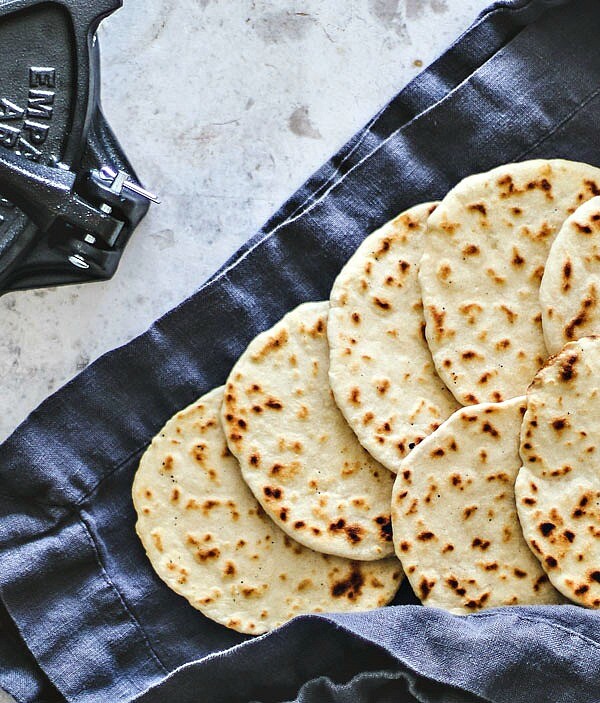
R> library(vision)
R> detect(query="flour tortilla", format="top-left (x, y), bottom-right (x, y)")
top-left (541, 196), bottom-right (600, 354)
top-left (222, 301), bottom-right (395, 561)
top-left (133, 387), bottom-right (403, 635)
top-left (517, 337), bottom-right (600, 608)
top-left (328, 203), bottom-right (461, 473)
top-left (391, 396), bottom-right (565, 613)
top-left (419, 159), bottom-right (600, 405)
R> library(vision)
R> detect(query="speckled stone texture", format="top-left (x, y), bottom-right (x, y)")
top-left (0, 1), bottom-right (488, 699)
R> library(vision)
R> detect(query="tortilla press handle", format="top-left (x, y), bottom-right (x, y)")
top-left (0, 147), bottom-right (159, 274)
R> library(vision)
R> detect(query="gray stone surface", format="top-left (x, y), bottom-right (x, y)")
top-left (0, 1), bottom-right (488, 699)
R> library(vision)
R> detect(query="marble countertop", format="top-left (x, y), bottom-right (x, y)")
top-left (0, 0), bottom-right (488, 700)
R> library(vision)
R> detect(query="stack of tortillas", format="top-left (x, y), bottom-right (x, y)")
top-left (133, 158), bottom-right (600, 635)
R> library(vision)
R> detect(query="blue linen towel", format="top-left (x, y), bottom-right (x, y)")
top-left (1, 1), bottom-right (599, 701)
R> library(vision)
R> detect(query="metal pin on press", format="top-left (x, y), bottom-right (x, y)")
top-left (0, 0), bottom-right (158, 294)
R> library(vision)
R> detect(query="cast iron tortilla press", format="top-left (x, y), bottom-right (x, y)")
top-left (0, 0), bottom-right (157, 294)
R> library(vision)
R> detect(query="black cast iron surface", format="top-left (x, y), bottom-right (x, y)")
top-left (0, 0), bottom-right (150, 293)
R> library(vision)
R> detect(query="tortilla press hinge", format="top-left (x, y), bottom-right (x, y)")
top-left (0, 148), bottom-right (159, 276)
top-left (67, 166), bottom-right (160, 270)
top-left (0, 0), bottom-right (159, 293)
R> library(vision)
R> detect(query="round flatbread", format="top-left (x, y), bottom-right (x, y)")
top-left (222, 301), bottom-right (395, 561)
top-left (419, 159), bottom-right (600, 405)
top-left (391, 396), bottom-right (565, 613)
top-left (133, 387), bottom-right (403, 635)
top-left (328, 202), bottom-right (461, 472)
top-left (517, 337), bottom-right (600, 608)
top-left (541, 196), bottom-right (600, 354)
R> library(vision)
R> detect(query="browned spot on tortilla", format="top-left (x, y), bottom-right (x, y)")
top-left (349, 388), bottom-right (361, 405)
top-left (464, 592), bottom-right (490, 610)
top-left (499, 305), bottom-right (517, 324)
top-left (512, 247), bottom-right (525, 267)
top-left (297, 405), bottom-right (309, 419)
top-left (545, 556), bottom-right (558, 568)
top-left (468, 203), bottom-right (487, 216)
top-left (308, 317), bottom-right (326, 336)
top-left (565, 287), bottom-right (597, 339)
top-left (195, 547), bottom-right (220, 562)
top-left (540, 522), bottom-right (555, 536)
top-left (562, 260), bottom-right (572, 292)
top-left (417, 531), bottom-right (435, 541)
top-left (418, 577), bottom-right (436, 600)
top-left (486, 268), bottom-right (505, 284)
top-left (331, 566), bottom-right (365, 600)
top-left (376, 238), bottom-right (391, 255)
top-left (459, 302), bottom-right (483, 325)
top-left (202, 500), bottom-right (220, 515)
top-left (559, 352), bottom-right (579, 382)
top-left (376, 379), bottom-right (390, 395)
top-left (257, 329), bottom-right (288, 356)
top-left (497, 174), bottom-right (515, 196)
top-left (265, 398), bottom-right (283, 410)
top-left (374, 515), bottom-right (393, 542)
top-left (471, 538), bottom-right (490, 550)
top-left (373, 297), bottom-right (391, 310)
top-left (437, 263), bottom-right (452, 281)
top-left (151, 532), bottom-right (163, 552)
top-left (445, 576), bottom-right (459, 589)
top-left (263, 486), bottom-right (282, 500)
top-left (428, 306), bottom-right (447, 343)
top-left (462, 243), bottom-right (480, 255)
top-left (482, 422), bottom-right (499, 438)
top-left (439, 219), bottom-right (459, 235)
top-left (583, 179), bottom-right (600, 197)
top-left (328, 518), bottom-right (365, 544)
